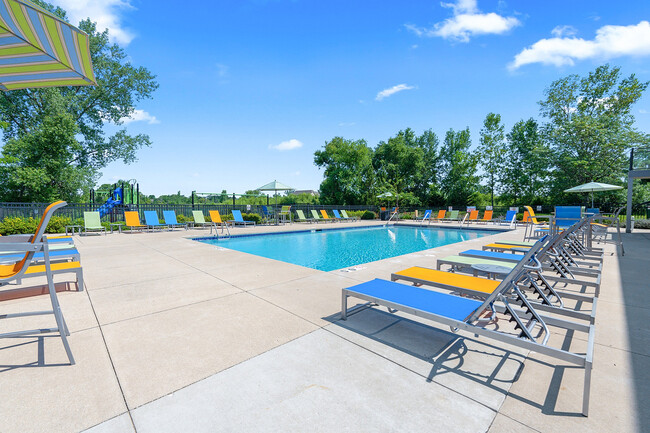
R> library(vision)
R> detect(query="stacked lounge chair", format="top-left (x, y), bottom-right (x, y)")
top-left (341, 235), bottom-right (595, 416)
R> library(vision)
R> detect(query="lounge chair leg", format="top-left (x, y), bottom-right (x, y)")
top-left (44, 255), bottom-right (75, 365)
top-left (341, 292), bottom-right (348, 320)
top-left (582, 359), bottom-right (592, 417)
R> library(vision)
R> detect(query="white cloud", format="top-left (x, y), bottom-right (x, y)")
top-left (269, 139), bottom-right (303, 151)
top-left (406, 0), bottom-right (520, 43)
top-left (640, 109), bottom-right (648, 114)
top-left (376, 84), bottom-right (415, 101)
top-left (551, 25), bottom-right (578, 38)
top-left (51, 0), bottom-right (135, 45)
top-left (338, 122), bottom-right (356, 127)
top-left (120, 109), bottom-right (159, 124)
top-left (510, 21), bottom-right (650, 70)
top-left (215, 63), bottom-right (229, 78)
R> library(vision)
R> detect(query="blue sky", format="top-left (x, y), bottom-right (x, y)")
top-left (52, 0), bottom-right (650, 196)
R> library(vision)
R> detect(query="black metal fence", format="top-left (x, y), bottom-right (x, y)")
top-left (0, 202), bottom-right (640, 222)
top-left (0, 202), bottom-right (377, 222)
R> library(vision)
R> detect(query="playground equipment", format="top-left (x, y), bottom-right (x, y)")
top-left (90, 179), bottom-right (139, 217)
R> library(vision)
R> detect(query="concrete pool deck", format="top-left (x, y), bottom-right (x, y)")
top-left (0, 221), bottom-right (648, 432)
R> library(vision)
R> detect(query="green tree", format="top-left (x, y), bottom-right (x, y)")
top-left (501, 118), bottom-right (550, 205)
top-left (539, 64), bottom-right (650, 204)
top-left (0, 2), bottom-right (158, 202)
top-left (314, 137), bottom-right (375, 205)
top-left (373, 129), bottom-right (425, 206)
top-left (0, 104), bottom-right (94, 201)
top-left (478, 113), bottom-right (506, 207)
top-left (439, 128), bottom-right (480, 205)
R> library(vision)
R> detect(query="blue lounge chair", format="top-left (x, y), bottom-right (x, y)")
top-left (419, 210), bottom-right (432, 225)
top-left (143, 211), bottom-right (168, 231)
top-left (230, 210), bottom-right (255, 227)
top-left (261, 206), bottom-right (273, 224)
top-left (332, 209), bottom-right (352, 222)
top-left (498, 210), bottom-right (517, 227)
top-left (163, 210), bottom-right (187, 230)
top-left (341, 239), bottom-right (595, 417)
top-left (585, 208), bottom-right (599, 216)
top-left (555, 206), bottom-right (582, 229)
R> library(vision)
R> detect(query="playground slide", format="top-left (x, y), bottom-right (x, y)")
top-left (98, 187), bottom-right (123, 217)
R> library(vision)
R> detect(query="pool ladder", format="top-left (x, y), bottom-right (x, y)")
top-left (384, 210), bottom-right (399, 226)
top-left (210, 223), bottom-right (231, 239)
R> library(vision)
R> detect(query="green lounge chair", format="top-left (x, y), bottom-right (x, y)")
top-left (310, 209), bottom-right (329, 223)
top-left (295, 209), bottom-right (314, 223)
top-left (441, 210), bottom-right (459, 222)
top-left (278, 205), bottom-right (292, 224)
top-left (83, 211), bottom-right (106, 235)
top-left (340, 210), bottom-right (358, 221)
top-left (192, 211), bottom-right (210, 229)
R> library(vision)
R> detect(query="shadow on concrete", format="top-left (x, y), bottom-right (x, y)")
top-left (0, 337), bottom-right (70, 371)
top-left (325, 304), bottom-right (589, 417)
top-left (617, 232), bottom-right (650, 432)
top-left (0, 281), bottom-right (80, 302)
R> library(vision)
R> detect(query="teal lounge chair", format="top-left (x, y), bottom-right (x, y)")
top-left (163, 210), bottom-right (187, 230)
top-left (144, 211), bottom-right (168, 231)
top-left (230, 210), bottom-right (255, 227)
top-left (83, 211), bottom-right (106, 235)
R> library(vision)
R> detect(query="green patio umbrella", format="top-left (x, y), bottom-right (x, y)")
top-left (257, 180), bottom-right (294, 221)
top-left (564, 182), bottom-right (623, 208)
top-left (0, 0), bottom-right (96, 91)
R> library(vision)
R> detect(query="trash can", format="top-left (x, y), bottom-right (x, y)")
top-left (646, 206), bottom-right (650, 219)
top-left (380, 210), bottom-right (390, 221)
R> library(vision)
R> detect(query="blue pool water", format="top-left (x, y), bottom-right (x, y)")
top-left (197, 225), bottom-right (499, 271)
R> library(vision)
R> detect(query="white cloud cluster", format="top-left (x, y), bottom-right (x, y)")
top-left (269, 139), bottom-right (303, 151)
top-left (51, 0), bottom-right (135, 45)
top-left (406, 0), bottom-right (520, 43)
top-left (510, 21), bottom-right (650, 70)
top-left (120, 109), bottom-right (159, 124)
top-left (376, 84), bottom-right (415, 101)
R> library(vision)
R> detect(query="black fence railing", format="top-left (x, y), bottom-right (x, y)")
top-left (0, 202), bottom-right (377, 222)
top-left (0, 202), bottom-right (641, 222)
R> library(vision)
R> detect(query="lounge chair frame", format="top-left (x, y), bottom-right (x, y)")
top-left (342, 240), bottom-right (595, 416)
top-left (0, 201), bottom-right (76, 364)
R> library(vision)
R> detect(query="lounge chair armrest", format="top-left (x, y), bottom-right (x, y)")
top-left (0, 242), bottom-right (43, 252)
top-left (0, 234), bottom-right (33, 243)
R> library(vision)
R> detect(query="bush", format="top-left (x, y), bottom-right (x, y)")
top-left (0, 215), bottom-right (72, 235)
top-left (360, 211), bottom-right (376, 220)
top-left (242, 212), bottom-right (262, 224)
top-left (399, 212), bottom-right (414, 220)
top-left (634, 218), bottom-right (650, 229)
top-left (177, 214), bottom-right (192, 223)
top-left (345, 210), bottom-right (365, 219)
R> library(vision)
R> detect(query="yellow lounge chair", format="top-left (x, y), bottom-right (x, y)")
top-left (320, 210), bottom-right (336, 222)
top-left (124, 211), bottom-right (146, 232)
top-left (209, 210), bottom-right (231, 234)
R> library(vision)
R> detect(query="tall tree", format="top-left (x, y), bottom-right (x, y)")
top-left (373, 129), bottom-right (425, 205)
top-left (314, 137), bottom-right (375, 205)
top-left (539, 64), bottom-right (650, 204)
top-left (0, 2), bottom-right (158, 201)
top-left (501, 118), bottom-right (550, 205)
top-left (439, 128), bottom-right (480, 205)
top-left (478, 113), bottom-right (506, 207)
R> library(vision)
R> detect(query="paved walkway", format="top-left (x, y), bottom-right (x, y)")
top-left (0, 222), bottom-right (647, 432)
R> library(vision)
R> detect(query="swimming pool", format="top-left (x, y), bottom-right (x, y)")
top-left (196, 225), bottom-right (499, 272)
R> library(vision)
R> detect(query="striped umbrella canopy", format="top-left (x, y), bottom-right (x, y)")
top-left (0, 0), bottom-right (95, 91)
